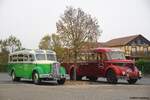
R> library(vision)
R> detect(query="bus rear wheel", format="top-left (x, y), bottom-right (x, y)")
top-left (11, 71), bottom-right (20, 82)
top-left (32, 72), bottom-right (41, 85)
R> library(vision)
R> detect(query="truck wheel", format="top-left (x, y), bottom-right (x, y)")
top-left (32, 72), bottom-right (41, 85)
top-left (106, 70), bottom-right (118, 84)
top-left (11, 71), bottom-right (20, 82)
top-left (57, 78), bottom-right (66, 85)
top-left (127, 79), bottom-right (137, 84)
top-left (89, 77), bottom-right (98, 81)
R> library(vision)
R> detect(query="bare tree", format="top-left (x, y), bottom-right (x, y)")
top-left (57, 7), bottom-right (101, 61)
top-left (56, 7), bottom-right (101, 80)
top-left (1, 35), bottom-right (22, 53)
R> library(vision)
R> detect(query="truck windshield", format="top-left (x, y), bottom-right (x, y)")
top-left (47, 54), bottom-right (57, 61)
top-left (36, 54), bottom-right (46, 60)
top-left (108, 51), bottom-right (126, 60)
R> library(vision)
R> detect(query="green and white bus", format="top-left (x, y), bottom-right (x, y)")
top-left (8, 49), bottom-right (67, 85)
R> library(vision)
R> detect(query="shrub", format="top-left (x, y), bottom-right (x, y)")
top-left (0, 64), bottom-right (7, 72)
top-left (135, 59), bottom-right (150, 74)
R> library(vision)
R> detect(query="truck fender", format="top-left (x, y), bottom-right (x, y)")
top-left (105, 66), bottom-right (118, 77)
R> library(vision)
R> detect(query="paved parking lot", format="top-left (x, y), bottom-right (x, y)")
top-left (0, 73), bottom-right (150, 100)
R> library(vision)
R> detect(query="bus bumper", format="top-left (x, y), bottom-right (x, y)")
top-left (39, 74), bottom-right (69, 80)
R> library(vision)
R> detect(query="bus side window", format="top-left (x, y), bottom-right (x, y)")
top-left (12, 55), bottom-right (17, 62)
top-left (10, 56), bottom-right (12, 62)
top-left (24, 54), bottom-right (28, 61)
top-left (18, 54), bottom-right (23, 62)
top-left (29, 54), bottom-right (34, 61)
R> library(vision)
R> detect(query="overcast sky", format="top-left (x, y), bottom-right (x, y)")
top-left (0, 0), bottom-right (150, 49)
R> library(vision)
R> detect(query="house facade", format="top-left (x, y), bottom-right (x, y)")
top-left (102, 34), bottom-right (150, 59)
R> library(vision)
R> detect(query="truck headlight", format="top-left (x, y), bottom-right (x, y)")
top-left (139, 71), bottom-right (142, 77)
top-left (122, 71), bottom-right (126, 75)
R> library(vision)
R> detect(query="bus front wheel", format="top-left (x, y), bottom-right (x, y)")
top-left (57, 78), bottom-right (66, 85)
top-left (32, 72), bottom-right (41, 85)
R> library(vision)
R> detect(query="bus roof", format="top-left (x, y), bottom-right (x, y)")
top-left (9, 49), bottom-right (56, 55)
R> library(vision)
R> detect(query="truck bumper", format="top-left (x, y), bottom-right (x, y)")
top-left (117, 75), bottom-right (142, 80)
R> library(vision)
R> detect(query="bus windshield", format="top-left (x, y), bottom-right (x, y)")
top-left (107, 51), bottom-right (126, 60)
top-left (36, 54), bottom-right (46, 60)
top-left (47, 54), bottom-right (57, 61)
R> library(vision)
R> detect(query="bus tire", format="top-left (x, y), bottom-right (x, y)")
top-left (11, 71), bottom-right (20, 82)
top-left (57, 78), bottom-right (66, 85)
top-left (32, 71), bottom-right (41, 85)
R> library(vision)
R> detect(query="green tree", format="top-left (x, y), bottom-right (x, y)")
top-left (39, 34), bottom-right (51, 50)
top-left (5, 35), bottom-right (22, 53)
top-left (0, 35), bottom-right (22, 71)
top-left (39, 34), bottom-right (65, 62)
top-left (56, 7), bottom-right (101, 80)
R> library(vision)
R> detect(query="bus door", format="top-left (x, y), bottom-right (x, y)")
top-left (23, 54), bottom-right (36, 78)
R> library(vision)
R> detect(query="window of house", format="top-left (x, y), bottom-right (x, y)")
top-left (143, 47), bottom-right (148, 55)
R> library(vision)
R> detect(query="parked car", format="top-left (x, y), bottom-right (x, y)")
top-left (8, 49), bottom-right (67, 85)
top-left (62, 48), bottom-right (142, 84)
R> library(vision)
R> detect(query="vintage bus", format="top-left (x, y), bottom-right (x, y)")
top-left (8, 49), bottom-right (67, 85)
top-left (62, 48), bottom-right (142, 84)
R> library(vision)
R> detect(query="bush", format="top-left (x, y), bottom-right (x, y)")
top-left (0, 64), bottom-right (7, 72)
top-left (135, 59), bottom-right (150, 74)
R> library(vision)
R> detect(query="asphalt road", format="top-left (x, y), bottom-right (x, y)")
top-left (0, 73), bottom-right (150, 100)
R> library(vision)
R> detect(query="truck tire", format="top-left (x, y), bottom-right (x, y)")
top-left (127, 79), bottom-right (137, 84)
top-left (11, 71), bottom-right (20, 82)
top-left (106, 70), bottom-right (118, 84)
top-left (32, 72), bottom-right (41, 85)
top-left (57, 78), bottom-right (66, 85)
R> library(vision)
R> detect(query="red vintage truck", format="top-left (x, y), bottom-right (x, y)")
top-left (62, 48), bottom-right (142, 84)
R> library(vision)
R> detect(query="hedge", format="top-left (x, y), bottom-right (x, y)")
top-left (135, 60), bottom-right (150, 74)
top-left (0, 64), bottom-right (7, 72)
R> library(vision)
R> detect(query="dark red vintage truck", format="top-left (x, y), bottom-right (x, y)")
top-left (62, 48), bottom-right (142, 84)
